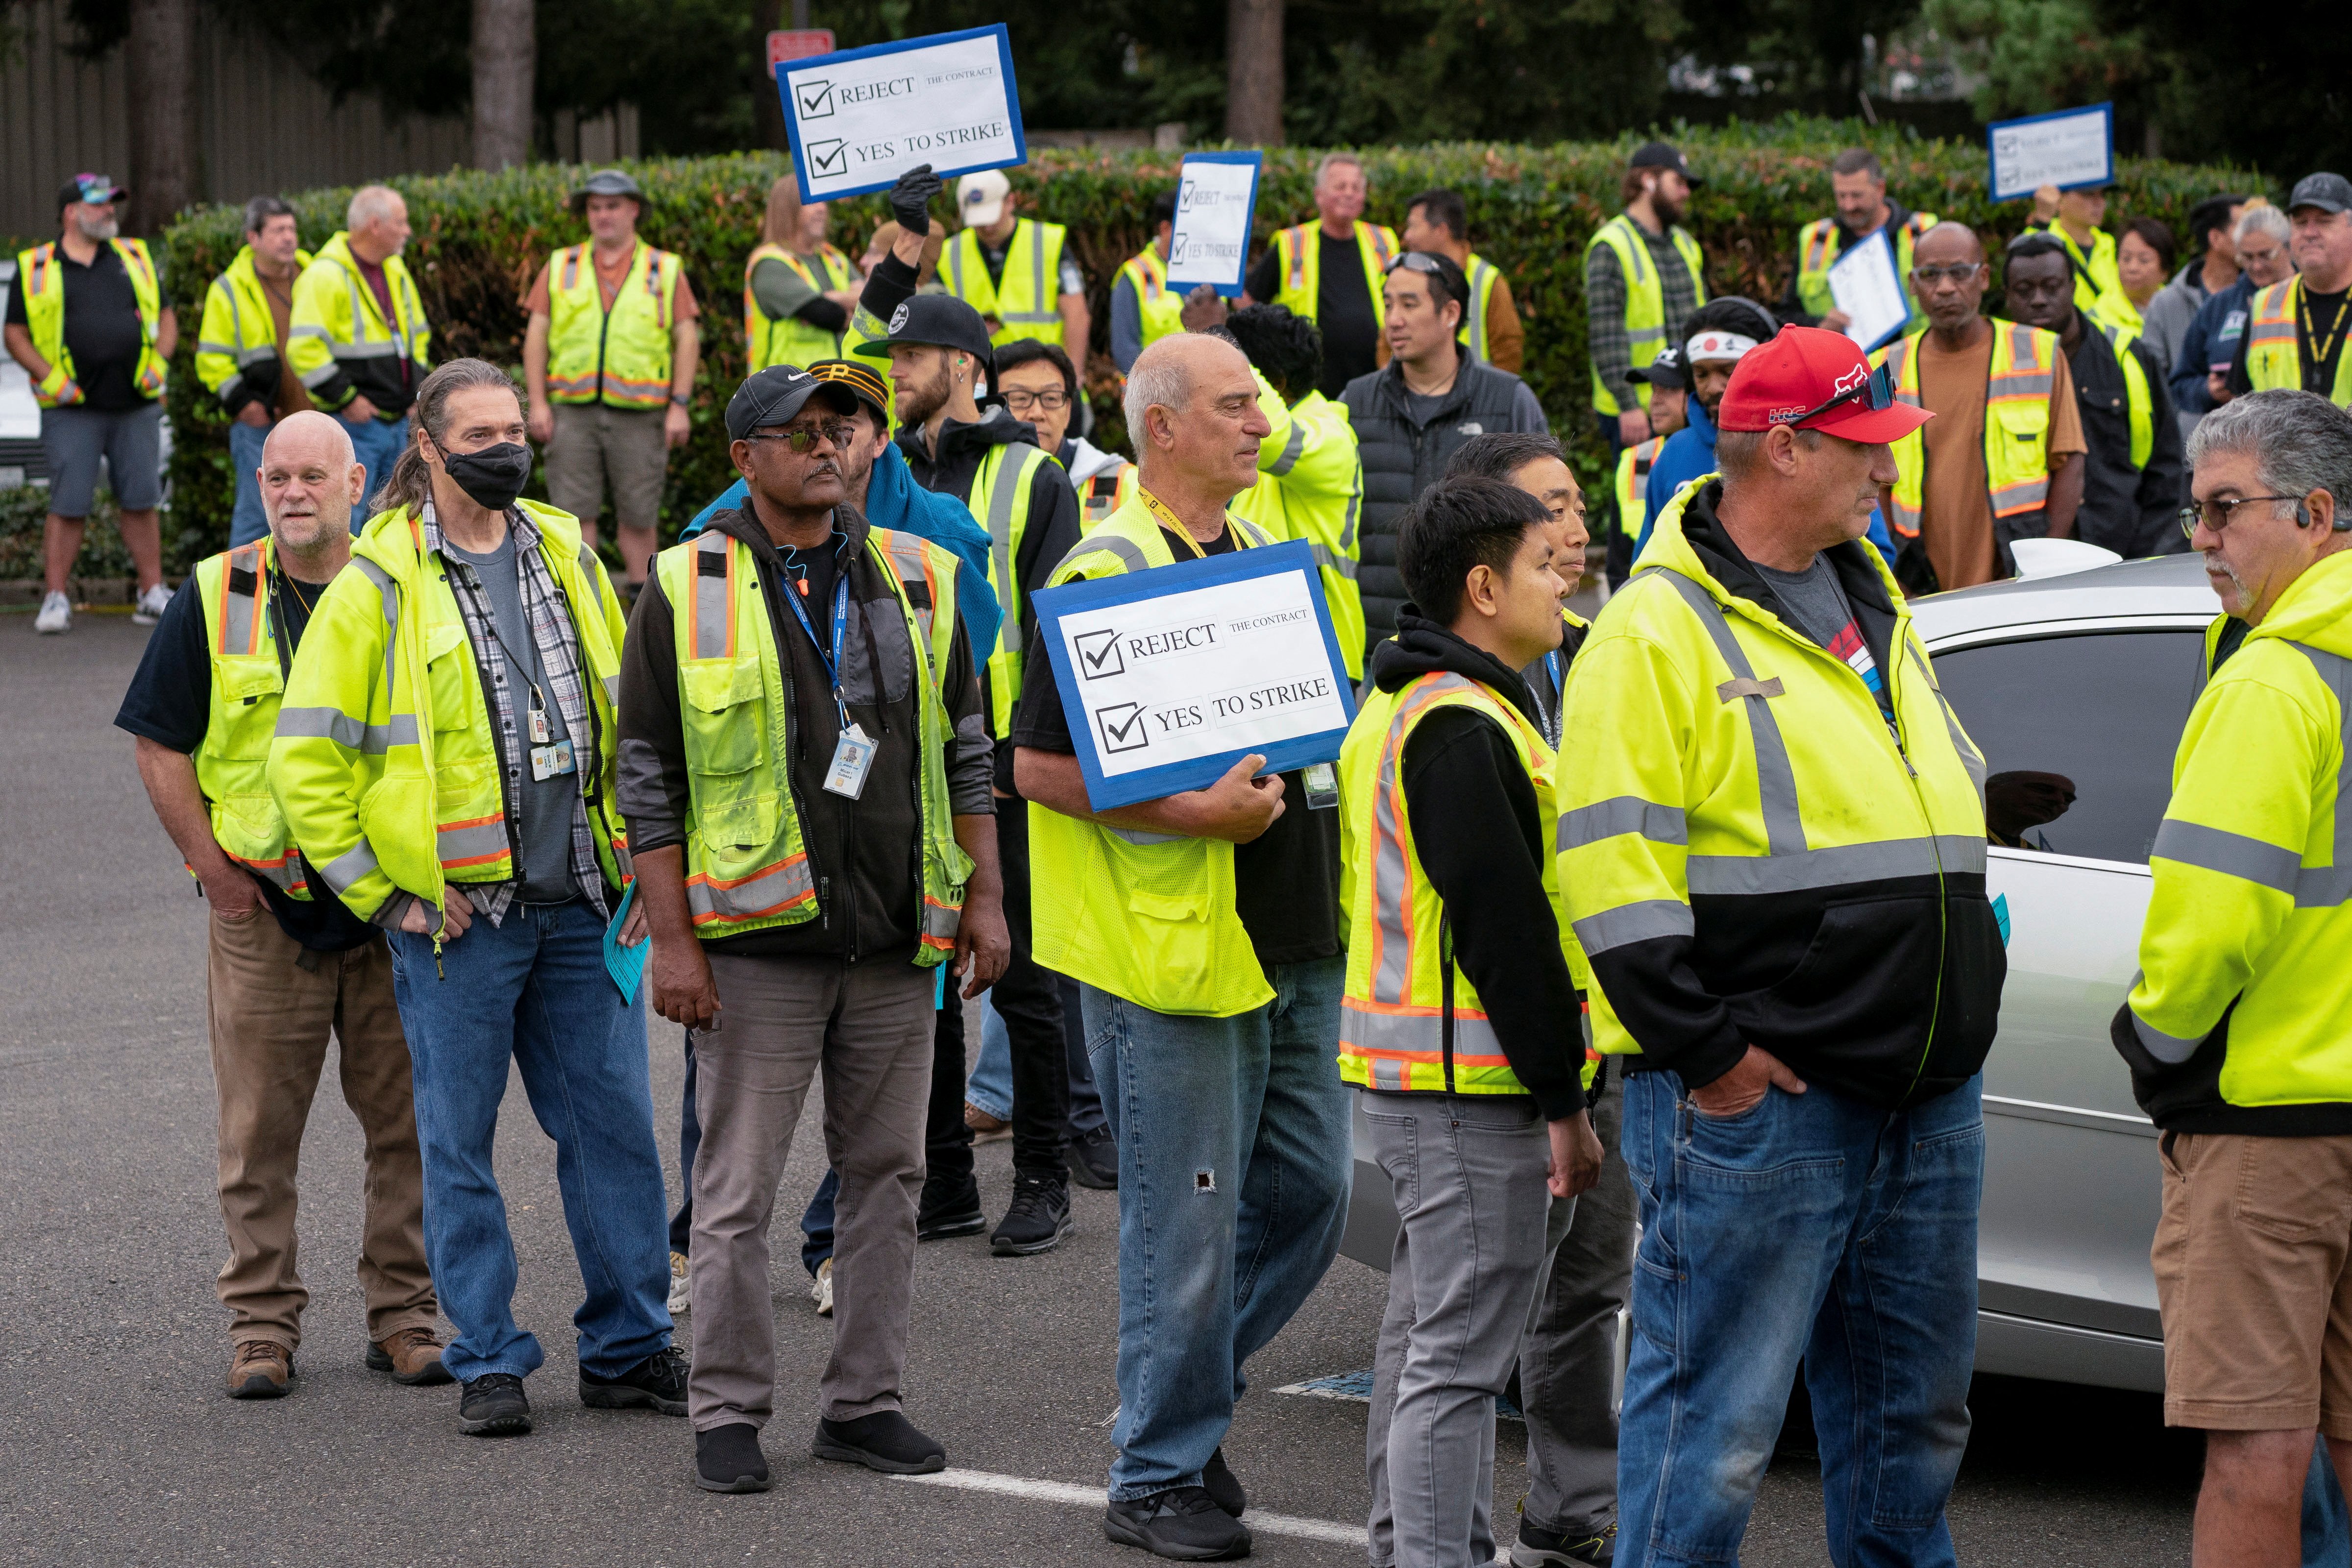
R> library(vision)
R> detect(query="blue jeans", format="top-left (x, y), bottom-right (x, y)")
top-left (970, 980), bottom-right (1107, 1136)
top-left (2310, 1441), bottom-right (2351, 1566)
top-left (342, 412), bottom-right (408, 526)
top-left (386, 898), bottom-right (672, 1383)
top-left (227, 418), bottom-right (270, 546)
top-left (1083, 957), bottom-right (1351, 1501)
top-left (1617, 1071), bottom-right (1983, 1568)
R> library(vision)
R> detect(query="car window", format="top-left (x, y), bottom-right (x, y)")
top-left (1931, 630), bottom-right (2206, 864)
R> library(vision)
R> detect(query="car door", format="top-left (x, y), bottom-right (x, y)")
top-left (1927, 617), bottom-right (2209, 1390)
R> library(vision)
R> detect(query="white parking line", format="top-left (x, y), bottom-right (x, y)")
top-left (893, 1467), bottom-right (1369, 1547)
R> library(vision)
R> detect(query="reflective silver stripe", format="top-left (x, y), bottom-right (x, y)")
top-left (326, 340), bottom-right (400, 359)
top-left (273, 706), bottom-right (419, 754)
top-left (1343, 1002), bottom-right (1506, 1060)
top-left (2151, 819), bottom-right (2304, 894)
top-left (1684, 834), bottom-right (1986, 896)
top-left (220, 542), bottom-right (262, 655)
top-left (1466, 259), bottom-right (1494, 361)
top-left (1641, 568), bottom-right (1805, 856)
top-left (286, 323), bottom-right (333, 341)
top-left (1369, 673), bottom-right (1482, 1007)
top-left (876, 531), bottom-right (939, 662)
top-left (686, 856), bottom-right (816, 922)
top-left (298, 362), bottom-right (342, 389)
top-left (1106, 826), bottom-right (1185, 846)
top-left (320, 839), bottom-right (381, 895)
top-left (2289, 641), bottom-right (2352, 908)
top-left (983, 446), bottom-right (1039, 653)
top-left (1559, 795), bottom-right (1687, 852)
top-left (1232, 514), bottom-right (1274, 548)
top-left (694, 532), bottom-right (732, 661)
top-left (436, 819), bottom-right (509, 864)
top-left (944, 239), bottom-right (965, 299)
top-left (1310, 543), bottom-right (1359, 580)
top-left (1270, 422), bottom-right (1306, 477)
top-left (1572, 898), bottom-right (1693, 954)
top-left (1055, 533), bottom-right (1151, 578)
top-left (351, 556), bottom-right (400, 728)
top-left (196, 339), bottom-right (241, 355)
top-left (924, 900), bottom-right (962, 939)
top-left (1907, 645), bottom-right (1985, 800)
top-left (1370, 1056), bottom-right (1408, 1091)
top-left (2132, 1006), bottom-right (2205, 1066)
top-left (1340, 489), bottom-right (1361, 552)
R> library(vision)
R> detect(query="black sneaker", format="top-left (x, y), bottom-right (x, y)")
top-left (579, 1345), bottom-right (689, 1415)
top-left (1103, 1486), bottom-right (1252, 1560)
top-left (990, 1168), bottom-right (1075, 1256)
top-left (811, 1409), bottom-right (947, 1474)
top-left (695, 1422), bottom-right (771, 1494)
top-left (457, 1372), bottom-right (533, 1436)
top-left (1512, 1520), bottom-right (1615, 1567)
top-left (917, 1172), bottom-right (987, 1240)
top-left (1068, 1123), bottom-right (1119, 1189)
top-left (1201, 1446), bottom-right (1247, 1518)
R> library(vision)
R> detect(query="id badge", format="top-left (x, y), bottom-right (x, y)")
top-left (823, 723), bottom-right (878, 799)
top-left (1302, 760), bottom-right (1340, 810)
top-left (528, 705), bottom-right (553, 744)
top-left (530, 739), bottom-right (576, 781)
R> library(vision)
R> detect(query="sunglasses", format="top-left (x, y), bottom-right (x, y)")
top-left (1785, 361), bottom-right (1896, 427)
top-left (2179, 493), bottom-right (2307, 540)
top-left (745, 420), bottom-right (858, 453)
top-left (1912, 263), bottom-right (1984, 286)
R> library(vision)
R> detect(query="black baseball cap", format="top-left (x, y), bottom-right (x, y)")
top-left (805, 358), bottom-right (891, 424)
top-left (725, 366), bottom-right (859, 440)
top-left (2290, 172), bottom-right (2352, 215)
top-left (853, 293), bottom-right (996, 370)
top-left (57, 173), bottom-right (125, 211)
top-left (1628, 344), bottom-right (1686, 391)
top-left (1629, 141), bottom-right (1700, 186)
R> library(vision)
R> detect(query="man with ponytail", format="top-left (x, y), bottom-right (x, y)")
top-left (272, 358), bottom-right (684, 1441)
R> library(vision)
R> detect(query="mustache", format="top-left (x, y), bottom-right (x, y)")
top-left (2203, 550), bottom-right (2249, 600)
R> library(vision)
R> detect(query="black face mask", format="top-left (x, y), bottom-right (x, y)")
top-left (438, 441), bottom-right (533, 512)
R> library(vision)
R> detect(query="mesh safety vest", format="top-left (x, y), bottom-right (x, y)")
top-left (1877, 319), bottom-right (2060, 539)
top-left (1116, 245), bottom-right (1187, 353)
top-left (2244, 277), bottom-right (2352, 408)
top-left (14, 237), bottom-right (166, 406)
top-left (744, 242), bottom-right (857, 372)
top-left (1584, 214), bottom-right (1707, 417)
top-left (196, 244), bottom-right (314, 405)
top-left (967, 441), bottom-right (1053, 736)
top-left (2094, 318), bottom-right (2156, 471)
top-left (192, 539), bottom-right (308, 897)
top-left (1073, 460), bottom-right (1138, 528)
top-left (943, 219), bottom-right (1071, 348)
top-left (1614, 435), bottom-right (1666, 523)
top-left (1271, 221), bottom-right (1399, 333)
top-left (1793, 211), bottom-right (1937, 329)
top-left (1462, 252), bottom-right (1501, 364)
top-left (545, 242), bottom-right (680, 408)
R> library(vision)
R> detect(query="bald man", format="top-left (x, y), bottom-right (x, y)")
top-left (117, 409), bottom-right (444, 1401)
top-left (1874, 222), bottom-right (2086, 591)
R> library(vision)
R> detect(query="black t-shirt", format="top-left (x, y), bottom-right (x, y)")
top-left (1247, 231), bottom-right (1384, 400)
top-left (115, 571), bottom-right (380, 950)
top-left (3, 242), bottom-right (158, 411)
top-left (1009, 523), bottom-right (1344, 971)
top-left (2227, 286), bottom-right (2352, 398)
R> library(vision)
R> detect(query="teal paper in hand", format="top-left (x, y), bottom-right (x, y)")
top-left (605, 880), bottom-right (647, 1004)
top-left (1992, 892), bottom-right (2011, 948)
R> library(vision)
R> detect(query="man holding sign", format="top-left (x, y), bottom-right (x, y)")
top-left (1780, 149), bottom-right (1938, 336)
top-left (1014, 334), bottom-right (1350, 1562)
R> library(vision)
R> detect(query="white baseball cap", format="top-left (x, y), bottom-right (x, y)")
top-left (958, 169), bottom-right (1011, 227)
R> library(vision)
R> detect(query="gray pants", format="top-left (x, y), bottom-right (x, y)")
top-left (687, 954), bottom-right (933, 1431)
top-left (1366, 1091), bottom-right (1569, 1568)
top-left (1517, 1080), bottom-right (1635, 1540)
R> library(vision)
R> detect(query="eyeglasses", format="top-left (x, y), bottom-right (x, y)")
top-left (1912, 264), bottom-right (1984, 286)
top-left (1784, 361), bottom-right (1896, 428)
top-left (746, 420), bottom-right (858, 453)
top-left (2180, 493), bottom-right (2306, 540)
top-left (1000, 388), bottom-right (1069, 413)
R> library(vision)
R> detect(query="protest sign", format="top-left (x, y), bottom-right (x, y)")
top-left (1032, 540), bottom-right (1357, 811)
top-left (1987, 103), bottom-right (2113, 202)
top-left (777, 24), bottom-right (1025, 203)
top-left (1166, 151), bottom-right (1263, 296)
top-left (1827, 229), bottom-right (1911, 352)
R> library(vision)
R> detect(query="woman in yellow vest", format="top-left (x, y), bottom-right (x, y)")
top-left (744, 177), bottom-right (863, 373)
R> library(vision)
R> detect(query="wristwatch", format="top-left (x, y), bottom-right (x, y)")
top-left (670, 392), bottom-right (689, 407)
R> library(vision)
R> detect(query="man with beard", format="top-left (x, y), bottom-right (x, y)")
top-left (1637, 297), bottom-right (1780, 554)
top-left (1583, 144), bottom-right (1706, 461)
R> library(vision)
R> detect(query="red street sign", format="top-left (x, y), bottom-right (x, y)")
top-left (768, 29), bottom-right (835, 66)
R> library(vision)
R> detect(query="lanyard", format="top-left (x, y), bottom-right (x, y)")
top-left (781, 564), bottom-right (852, 730)
top-left (1538, 650), bottom-right (1564, 747)
top-left (1139, 485), bottom-right (1231, 559)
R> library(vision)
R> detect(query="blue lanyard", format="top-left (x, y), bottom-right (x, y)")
top-left (780, 565), bottom-right (852, 730)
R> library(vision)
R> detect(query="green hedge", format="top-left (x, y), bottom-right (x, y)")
top-left (151, 119), bottom-right (2261, 568)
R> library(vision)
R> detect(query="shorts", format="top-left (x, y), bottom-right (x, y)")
top-left (543, 403), bottom-right (668, 534)
top-left (2153, 1129), bottom-right (2352, 1435)
top-left (41, 401), bottom-right (165, 516)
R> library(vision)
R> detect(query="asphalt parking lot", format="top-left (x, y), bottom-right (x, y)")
top-left (0, 612), bottom-right (2199, 1566)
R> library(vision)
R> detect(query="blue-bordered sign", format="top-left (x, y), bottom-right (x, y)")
top-left (1987, 102), bottom-right (2113, 202)
top-left (1033, 539), bottom-right (1358, 811)
top-left (777, 24), bottom-right (1026, 204)
top-left (1166, 150), bottom-right (1263, 297)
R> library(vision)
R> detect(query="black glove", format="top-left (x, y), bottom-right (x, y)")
top-left (889, 164), bottom-right (942, 238)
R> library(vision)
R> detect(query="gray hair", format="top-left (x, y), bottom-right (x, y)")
top-left (1715, 426), bottom-right (1822, 480)
top-left (1124, 348), bottom-right (1192, 442)
top-left (2187, 390), bottom-right (2352, 520)
top-left (1314, 152), bottom-right (1366, 189)
top-left (347, 184), bottom-right (403, 231)
top-left (243, 195), bottom-right (294, 235)
top-left (2235, 203), bottom-right (2291, 247)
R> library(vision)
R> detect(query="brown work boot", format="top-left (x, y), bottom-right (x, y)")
top-left (227, 1339), bottom-right (292, 1399)
top-left (367, 1325), bottom-right (455, 1386)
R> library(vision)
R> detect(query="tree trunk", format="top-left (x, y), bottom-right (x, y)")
top-left (124, 0), bottom-right (196, 235)
top-left (752, 0), bottom-right (786, 152)
top-left (1225, 0), bottom-right (1284, 146)
top-left (472, 0), bottom-right (536, 171)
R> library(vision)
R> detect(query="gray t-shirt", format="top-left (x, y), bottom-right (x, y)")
top-left (1753, 553), bottom-right (1855, 651)
top-left (445, 532), bottom-right (578, 905)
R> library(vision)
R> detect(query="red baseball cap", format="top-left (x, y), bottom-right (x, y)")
top-left (1715, 325), bottom-right (1932, 444)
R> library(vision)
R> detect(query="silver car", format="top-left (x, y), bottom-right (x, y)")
top-left (1339, 552), bottom-right (2217, 1394)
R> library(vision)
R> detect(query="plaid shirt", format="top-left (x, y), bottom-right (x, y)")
top-left (420, 502), bottom-right (610, 927)
top-left (1584, 219), bottom-right (1704, 414)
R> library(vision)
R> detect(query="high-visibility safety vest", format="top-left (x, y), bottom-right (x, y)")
top-left (1116, 244), bottom-right (1187, 354)
top-left (1462, 252), bottom-right (1502, 364)
top-left (744, 241), bottom-right (858, 372)
top-left (2030, 222), bottom-right (2140, 333)
top-left (2121, 550), bottom-right (2352, 1125)
top-left (1614, 435), bottom-right (1667, 524)
top-left (1027, 497), bottom-right (1282, 1017)
top-left (1339, 669), bottom-right (1596, 1095)
top-left (2244, 276), bottom-right (2352, 407)
top-left (196, 244), bottom-right (315, 406)
top-left (942, 219), bottom-right (1073, 348)
top-left (1876, 318), bottom-right (2060, 539)
top-left (1584, 213), bottom-right (1707, 418)
top-left (1271, 221), bottom-right (1400, 335)
top-left (1077, 462), bottom-right (1138, 527)
top-left (1230, 372), bottom-right (1367, 677)
top-left (654, 524), bottom-right (972, 954)
top-left (545, 241), bottom-right (681, 409)
top-left (287, 232), bottom-right (432, 409)
top-left (270, 500), bottom-right (629, 923)
top-left (2093, 318), bottom-right (2156, 471)
top-left (13, 237), bottom-right (167, 406)
top-left (1793, 210), bottom-right (1937, 330)
top-left (963, 441), bottom-right (1054, 736)
top-left (191, 538), bottom-right (309, 898)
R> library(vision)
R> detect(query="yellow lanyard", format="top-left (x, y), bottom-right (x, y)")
top-left (1138, 485), bottom-right (1232, 560)
top-left (2301, 285), bottom-right (2350, 382)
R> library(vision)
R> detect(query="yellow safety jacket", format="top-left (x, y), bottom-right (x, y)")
top-left (287, 232), bottom-right (431, 413)
top-left (1585, 213), bottom-right (1707, 417)
top-left (1027, 497), bottom-right (1282, 1017)
top-left (1876, 319), bottom-right (2061, 539)
top-left (2029, 221), bottom-right (2140, 332)
top-left (1076, 461), bottom-right (1138, 528)
top-left (943, 219), bottom-right (1072, 348)
top-left (1462, 252), bottom-right (1502, 364)
top-left (191, 539), bottom-right (308, 897)
top-left (1793, 211), bottom-right (1938, 330)
top-left (1271, 220), bottom-right (1400, 335)
top-left (654, 525), bottom-right (970, 955)
top-left (2121, 550), bottom-right (2352, 1130)
top-left (270, 500), bottom-right (628, 923)
top-left (196, 244), bottom-right (313, 408)
top-left (1613, 436), bottom-right (1666, 529)
top-left (2092, 318), bottom-right (2156, 471)
top-left (966, 440), bottom-right (1054, 737)
top-left (1230, 372), bottom-right (1367, 678)
top-left (2244, 276), bottom-right (2352, 407)
top-left (545, 242), bottom-right (681, 409)
top-left (14, 237), bottom-right (166, 406)
top-left (744, 242), bottom-right (858, 372)
top-left (1116, 244), bottom-right (1187, 355)
top-left (1339, 669), bottom-right (1595, 1095)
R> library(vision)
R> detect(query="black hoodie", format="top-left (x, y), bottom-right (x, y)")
top-left (1367, 612), bottom-right (1589, 1120)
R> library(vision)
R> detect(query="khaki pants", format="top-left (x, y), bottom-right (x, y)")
top-left (544, 403), bottom-right (668, 535)
top-left (206, 907), bottom-right (435, 1350)
top-left (688, 954), bottom-right (933, 1431)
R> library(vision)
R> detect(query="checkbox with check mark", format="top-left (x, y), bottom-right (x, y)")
top-left (807, 140), bottom-right (848, 176)
top-left (796, 78), bottom-right (835, 118)
top-left (1094, 702), bottom-right (1150, 754)
top-left (1074, 627), bottom-right (1125, 680)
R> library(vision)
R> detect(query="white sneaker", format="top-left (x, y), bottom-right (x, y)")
top-left (811, 1257), bottom-right (833, 1318)
top-left (667, 1250), bottom-right (690, 1316)
top-left (33, 591), bottom-right (70, 634)
top-left (132, 581), bottom-right (172, 625)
